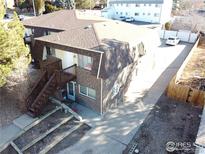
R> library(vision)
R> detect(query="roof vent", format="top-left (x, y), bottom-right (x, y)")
top-left (103, 24), bottom-right (106, 27)
top-left (84, 25), bottom-right (92, 29)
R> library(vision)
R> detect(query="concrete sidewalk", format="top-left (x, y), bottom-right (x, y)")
top-left (59, 41), bottom-right (193, 154)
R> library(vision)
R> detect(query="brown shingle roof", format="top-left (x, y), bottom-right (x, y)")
top-left (36, 26), bottom-right (100, 50)
top-left (25, 10), bottom-right (158, 52)
top-left (23, 10), bottom-right (105, 31)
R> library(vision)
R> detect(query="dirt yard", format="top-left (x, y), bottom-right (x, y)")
top-left (124, 94), bottom-right (202, 154)
top-left (0, 65), bottom-right (41, 128)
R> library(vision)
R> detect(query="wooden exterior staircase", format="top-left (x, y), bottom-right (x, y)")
top-left (26, 57), bottom-right (76, 117)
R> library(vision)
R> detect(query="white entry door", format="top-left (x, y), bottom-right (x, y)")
top-left (67, 82), bottom-right (76, 101)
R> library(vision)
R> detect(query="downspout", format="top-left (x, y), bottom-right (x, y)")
top-left (97, 52), bottom-right (103, 79)
top-left (101, 79), bottom-right (103, 115)
top-left (97, 52), bottom-right (103, 115)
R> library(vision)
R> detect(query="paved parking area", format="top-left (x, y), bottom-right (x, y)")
top-left (58, 40), bottom-right (194, 154)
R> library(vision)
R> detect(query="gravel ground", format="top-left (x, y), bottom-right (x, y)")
top-left (0, 145), bottom-right (18, 154)
top-left (123, 94), bottom-right (202, 154)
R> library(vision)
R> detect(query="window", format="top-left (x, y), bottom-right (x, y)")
top-left (78, 55), bottom-right (92, 70)
top-left (143, 13), bottom-right (145, 15)
top-left (120, 12), bottom-right (123, 15)
top-left (135, 13), bottom-right (139, 16)
top-left (125, 12), bottom-right (128, 15)
top-left (88, 88), bottom-right (96, 99)
top-left (116, 12), bottom-right (118, 14)
top-left (148, 13), bottom-right (151, 16)
top-left (136, 4), bottom-right (140, 7)
top-left (126, 4), bottom-right (129, 7)
top-left (144, 4), bottom-right (146, 6)
top-left (149, 4), bottom-right (151, 6)
top-left (155, 4), bottom-right (158, 7)
top-left (79, 85), bottom-right (87, 95)
top-left (121, 3), bottom-right (123, 6)
top-left (154, 13), bottom-right (159, 17)
top-left (79, 85), bottom-right (96, 99)
top-left (117, 3), bottom-right (119, 6)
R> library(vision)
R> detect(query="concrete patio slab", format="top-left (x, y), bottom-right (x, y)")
top-left (13, 114), bottom-right (36, 129)
top-left (59, 133), bottom-right (126, 154)
top-left (0, 124), bottom-right (21, 149)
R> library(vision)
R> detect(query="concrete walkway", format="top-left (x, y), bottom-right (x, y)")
top-left (59, 41), bottom-right (193, 154)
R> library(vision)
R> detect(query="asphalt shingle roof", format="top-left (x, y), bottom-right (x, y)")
top-left (23, 10), bottom-right (105, 31)
top-left (24, 10), bottom-right (157, 51)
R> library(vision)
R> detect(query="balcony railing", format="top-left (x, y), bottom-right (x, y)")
top-left (55, 64), bottom-right (77, 87)
top-left (63, 64), bottom-right (77, 76)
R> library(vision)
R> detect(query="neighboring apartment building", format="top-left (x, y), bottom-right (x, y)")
top-left (23, 10), bottom-right (160, 116)
top-left (4, 0), bottom-right (15, 8)
top-left (102, 0), bottom-right (173, 24)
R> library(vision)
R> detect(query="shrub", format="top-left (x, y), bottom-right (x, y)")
top-left (165, 22), bottom-right (172, 30)
top-left (44, 2), bottom-right (61, 14)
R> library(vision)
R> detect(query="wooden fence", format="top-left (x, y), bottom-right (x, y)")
top-left (166, 76), bottom-right (205, 108)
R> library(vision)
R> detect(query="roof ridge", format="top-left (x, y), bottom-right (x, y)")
top-left (92, 23), bottom-right (102, 51)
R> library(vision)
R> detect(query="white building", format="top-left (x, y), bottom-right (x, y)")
top-left (102, 0), bottom-right (173, 24)
top-left (4, 0), bottom-right (15, 9)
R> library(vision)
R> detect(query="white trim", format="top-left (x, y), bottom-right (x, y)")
top-left (79, 85), bottom-right (96, 100)
top-left (67, 81), bottom-right (76, 101)
top-left (35, 38), bottom-right (104, 54)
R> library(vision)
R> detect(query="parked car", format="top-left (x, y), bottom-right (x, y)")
top-left (125, 17), bottom-right (134, 22)
top-left (166, 36), bottom-right (180, 46)
top-left (119, 16), bottom-right (126, 21)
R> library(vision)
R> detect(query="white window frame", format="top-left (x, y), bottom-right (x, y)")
top-left (79, 85), bottom-right (96, 100)
top-left (78, 55), bottom-right (92, 71)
